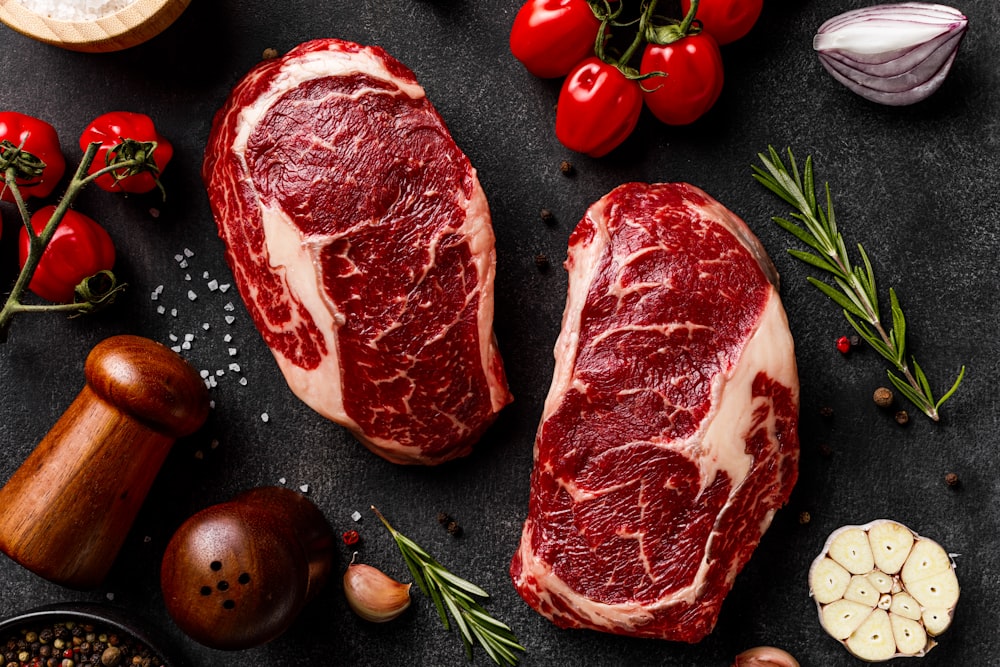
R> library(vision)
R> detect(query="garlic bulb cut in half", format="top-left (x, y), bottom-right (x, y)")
top-left (809, 519), bottom-right (959, 660)
top-left (813, 3), bottom-right (968, 106)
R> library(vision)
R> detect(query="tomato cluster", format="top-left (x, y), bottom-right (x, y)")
top-left (510, 0), bottom-right (763, 157)
top-left (0, 111), bottom-right (171, 303)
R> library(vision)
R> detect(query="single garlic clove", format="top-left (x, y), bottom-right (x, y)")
top-left (867, 520), bottom-right (914, 574)
top-left (732, 646), bottom-right (800, 667)
top-left (821, 599), bottom-right (875, 640)
top-left (922, 608), bottom-right (953, 636)
top-left (845, 608), bottom-right (896, 662)
top-left (889, 592), bottom-right (922, 621)
top-left (906, 569), bottom-right (960, 609)
top-left (890, 613), bottom-right (928, 655)
top-left (343, 562), bottom-right (412, 623)
top-left (900, 539), bottom-right (952, 583)
top-left (867, 569), bottom-right (893, 594)
top-left (844, 574), bottom-right (880, 607)
top-left (828, 527), bottom-right (875, 574)
top-left (810, 557), bottom-right (851, 604)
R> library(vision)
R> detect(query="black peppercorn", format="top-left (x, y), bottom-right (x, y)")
top-left (944, 472), bottom-right (960, 488)
top-left (894, 410), bottom-right (909, 426)
top-left (559, 160), bottom-right (575, 176)
top-left (873, 387), bottom-right (893, 408)
top-left (539, 208), bottom-right (555, 224)
top-left (534, 254), bottom-right (550, 271)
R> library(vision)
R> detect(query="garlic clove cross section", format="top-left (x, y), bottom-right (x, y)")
top-left (808, 519), bottom-right (959, 660)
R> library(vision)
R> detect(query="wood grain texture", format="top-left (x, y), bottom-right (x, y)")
top-left (160, 487), bottom-right (335, 650)
top-left (0, 0), bottom-right (190, 52)
top-left (0, 335), bottom-right (209, 589)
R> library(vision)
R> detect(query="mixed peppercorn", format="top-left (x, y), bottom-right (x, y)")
top-left (3, 620), bottom-right (163, 667)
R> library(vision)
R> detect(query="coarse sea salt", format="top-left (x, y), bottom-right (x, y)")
top-left (19, 0), bottom-right (136, 21)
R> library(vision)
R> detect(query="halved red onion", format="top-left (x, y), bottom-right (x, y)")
top-left (813, 3), bottom-right (968, 106)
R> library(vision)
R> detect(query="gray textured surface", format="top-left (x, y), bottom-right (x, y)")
top-left (0, 1), bottom-right (996, 665)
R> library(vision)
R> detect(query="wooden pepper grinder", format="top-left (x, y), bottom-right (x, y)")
top-left (160, 486), bottom-right (335, 650)
top-left (0, 334), bottom-right (210, 589)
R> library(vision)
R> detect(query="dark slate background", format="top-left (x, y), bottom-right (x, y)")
top-left (0, 1), bottom-right (996, 665)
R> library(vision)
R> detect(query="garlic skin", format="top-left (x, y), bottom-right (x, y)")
top-left (343, 562), bottom-right (412, 623)
top-left (732, 646), bottom-right (800, 666)
top-left (808, 519), bottom-right (960, 661)
top-left (813, 3), bottom-right (968, 106)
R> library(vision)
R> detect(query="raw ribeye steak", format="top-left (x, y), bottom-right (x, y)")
top-left (203, 39), bottom-right (511, 465)
top-left (510, 182), bottom-right (799, 641)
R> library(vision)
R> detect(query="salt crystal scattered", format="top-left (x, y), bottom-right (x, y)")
top-left (207, 279), bottom-right (219, 291)
top-left (261, 412), bottom-right (269, 423)
top-left (106, 592), bottom-right (115, 601)
top-left (239, 377), bottom-right (248, 386)
top-left (157, 306), bottom-right (166, 315)
top-left (223, 334), bottom-right (233, 342)
top-left (179, 260), bottom-right (188, 269)
top-left (170, 308), bottom-right (178, 317)
top-left (168, 334), bottom-right (178, 342)
top-left (150, 291), bottom-right (159, 301)
top-left (174, 254), bottom-right (184, 263)
top-left (187, 290), bottom-right (197, 301)
top-left (216, 369), bottom-right (224, 376)
top-left (199, 370), bottom-right (210, 379)
top-left (225, 316), bottom-right (235, 325)
top-left (184, 274), bottom-right (191, 281)
top-left (181, 342), bottom-right (191, 351)
top-left (203, 271), bottom-right (210, 279)
top-left (228, 348), bottom-right (237, 357)
top-left (208, 376), bottom-right (218, 388)
top-left (171, 346), bottom-right (182, 353)
top-left (278, 477), bottom-right (287, 484)
top-left (224, 302), bottom-right (235, 312)
top-left (155, 285), bottom-right (164, 294)
top-left (220, 284), bottom-right (231, 293)
top-left (209, 401), bottom-right (216, 409)
top-left (184, 333), bottom-right (195, 342)
top-left (202, 322), bottom-right (211, 331)
top-left (184, 248), bottom-right (194, 257)
top-left (351, 511), bottom-right (362, 522)
top-left (229, 363), bottom-right (241, 372)
top-left (299, 484), bottom-right (310, 493)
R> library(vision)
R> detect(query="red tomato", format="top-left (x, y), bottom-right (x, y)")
top-left (510, 0), bottom-right (601, 79)
top-left (556, 57), bottom-right (642, 157)
top-left (682, 0), bottom-right (763, 45)
top-left (0, 112), bottom-right (67, 202)
top-left (19, 206), bottom-right (116, 303)
top-left (640, 35), bottom-right (724, 126)
top-left (79, 111), bottom-right (173, 194)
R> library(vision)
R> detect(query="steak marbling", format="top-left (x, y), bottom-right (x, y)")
top-left (203, 39), bottom-right (511, 465)
top-left (510, 182), bottom-right (799, 641)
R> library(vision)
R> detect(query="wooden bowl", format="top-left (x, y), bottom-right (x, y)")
top-left (0, 0), bottom-right (190, 52)
top-left (0, 602), bottom-right (180, 666)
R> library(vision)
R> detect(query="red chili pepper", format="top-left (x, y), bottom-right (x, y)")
top-left (0, 111), bottom-right (67, 202)
top-left (342, 530), bottom-right (360, 546)
top-left (836, 335), bottom-right (851, 354)
top-left (79, 111), bottom-right (173, 194)
top-left (18, 205), bottom-right (116, 303)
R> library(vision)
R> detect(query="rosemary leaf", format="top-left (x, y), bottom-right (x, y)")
top-left (754, 146), bottom-right (965, 421)
top-left (372, 506), bottom-right (526, 665)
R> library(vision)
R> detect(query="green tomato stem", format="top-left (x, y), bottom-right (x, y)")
top-left (0, 141), bottom-right (137, 342)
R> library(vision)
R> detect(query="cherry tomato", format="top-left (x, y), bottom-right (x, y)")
top-left (79, 111), bottom-right (173, 194)
top-left (510, 0), bottom-right (601, 79)
top-left (682, 0), bottom-right (763, 46)
top-left (19, 206), bottom-right (116, 303)
top-left (556, 57), bottom-right (643, 157)
top-left (640, 35), bottom-right (724, 126)
top-left (0, 112), bottom-right (66, 202)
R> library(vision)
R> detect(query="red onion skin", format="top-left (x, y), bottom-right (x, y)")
top-left (813, 2), bottom-right (967, 105)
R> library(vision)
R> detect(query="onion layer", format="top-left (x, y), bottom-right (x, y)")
top-left (813, 2), bottom-right (968, 106)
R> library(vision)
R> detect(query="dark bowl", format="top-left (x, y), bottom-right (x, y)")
top-left (0, 602), bottom-right (181, 666)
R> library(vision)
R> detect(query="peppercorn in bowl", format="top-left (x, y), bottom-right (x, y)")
top-left (0, 602), bottom-right (178, 666)
top-left (0, 0), bottom-right (190, 52)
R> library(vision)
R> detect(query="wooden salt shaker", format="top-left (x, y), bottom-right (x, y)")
top-left (0, 334), bottom-right (210, 589)
top-left (160, 486), bottom-right (335, 650)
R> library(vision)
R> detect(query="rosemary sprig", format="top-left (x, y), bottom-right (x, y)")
top-left (372, 506), bottom-right (525, 666)
top-left (752, 146), bottom-right (965, 421)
